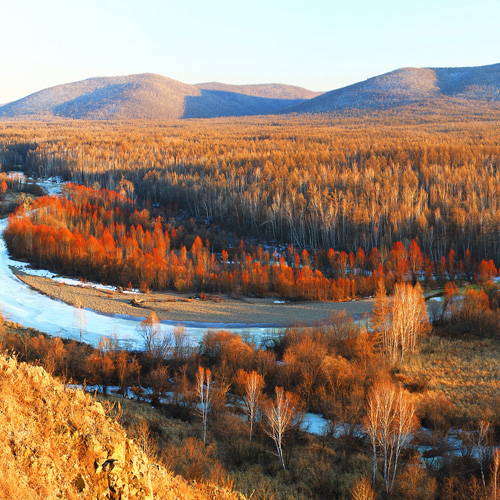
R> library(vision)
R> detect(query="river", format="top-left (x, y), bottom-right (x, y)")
top-left (0, 176), bottom-right (274, 347)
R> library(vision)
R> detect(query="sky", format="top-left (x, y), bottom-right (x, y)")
top-left (1, 0), bottom-right (499, 103)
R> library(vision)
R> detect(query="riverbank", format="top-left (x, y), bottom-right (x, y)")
top-left (12, 266), bottom-right (374, 326)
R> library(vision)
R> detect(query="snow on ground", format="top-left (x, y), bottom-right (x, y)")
top-left (13, 262), bottom-right (138, 293)
top-left (0, 220), bottom-right (277, 348)
top-left (0, 175), bottom-right (282, 346)
top-left (302, 412), bottom-right (329, 435)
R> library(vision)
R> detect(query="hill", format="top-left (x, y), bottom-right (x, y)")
top-left (0, 74), bottom-right (316, 120)
top-left (195, 82), bottom-right (321, 100)
top-left (287, 62), bottom-right (500, 113)
top-left (0, 353), bottom-right (243, 500)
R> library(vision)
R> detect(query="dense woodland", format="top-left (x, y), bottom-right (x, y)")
top-left (3, 113), bottom-right (500, 299)
top-left (2, 113), bottom-right (500, 265)
top-left (4, 182), bottom-right (500, 299)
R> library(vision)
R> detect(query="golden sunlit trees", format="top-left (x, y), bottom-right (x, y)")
top-left (350, 477), bottom-right (375, 500)
top-left (264, 386), bottom-right (296, 470)
top-left (374, 282), bottom-right (429, 365)
top-left (237, 369), bottom-right (264, 449)
top-left (196, 366), bottom-right (212, 443)
top-left (365, 382), bottom-right (417, 494)
top-left (4, 116), bottom-right (500, 266)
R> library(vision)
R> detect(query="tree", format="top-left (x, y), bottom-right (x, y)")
top-left (264, 386), bottom-right (295, 470)
top-left (365, 382), bottom-right (417, 494)
top-left (196, 366), bottom-right (212, 443)
top-left (115, 350), bottom-right (140, 396)
top-left (350, 477), bottom-right (375, 500)
top-left (73, 302), bottom-right (87, 343)
top-left (489, 448), bottom-right (500, 500)
top-left (138, 312), bottom-right (171, 365)
top-left (172, 325), bottom-right (192, 360)
top-left (85, 337), bottom-right (116, 394)
top-left (375, 282), bottom-right (428, 365)
top-left (238, 369), bottom-right (264, 449)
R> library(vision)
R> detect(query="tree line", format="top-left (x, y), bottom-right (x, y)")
top-left (2, 115), bottom-right (500, 263)
top-left (5, 183), bottom-right (499, 299)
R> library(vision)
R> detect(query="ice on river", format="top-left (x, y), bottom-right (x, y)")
top-left (0, 219), bottom-right (274, 347)
top-left (0, 176), bottom-right (277, 347)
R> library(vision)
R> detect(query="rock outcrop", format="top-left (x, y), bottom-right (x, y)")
top-left (0, 354), bottom-right (243, 499)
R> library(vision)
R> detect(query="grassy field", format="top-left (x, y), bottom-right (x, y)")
top-left (401, 334), bottom-right (500, 425)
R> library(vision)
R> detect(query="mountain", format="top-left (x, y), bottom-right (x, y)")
top-left (0, 353), bottom-right (243, 500)
top-left (195, 82), bottom-right (321, 100)
top-left (3, 64), bottom-right (499, 120)
top-left (0, 74), bottom-right (319, 120)
top-left (287, 63), bottom-right (500, 114)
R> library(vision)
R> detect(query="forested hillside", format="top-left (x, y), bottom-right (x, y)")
top-left (2, 112), bottom-right (500, 264)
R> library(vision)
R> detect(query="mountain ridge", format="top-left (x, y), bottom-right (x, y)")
top-left (286, 62), bottom-right (500, 114)
top-left (0, 73), bottom-right (319, 120)
top-left (1, 63), bottom-right (499, 120)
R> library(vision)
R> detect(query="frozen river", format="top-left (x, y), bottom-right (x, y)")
top-left (0, 176), bottom-right (276, 347)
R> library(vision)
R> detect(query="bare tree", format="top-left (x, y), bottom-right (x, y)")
top-left (472, 420), bottom-right (491, 497)
top-left (73, 302), bottom-right (87, 343)
top-left (196, 366), bottom-right (212, 443)
top-left (138, 312), bottom-right (172, 364)
top-left (264, 386), bottom-right (295, 470)
top-left (490, 448), bottom-right (500, 500)
top-left (239, 369), bottom-right (264, 449)
top-left (172, 325), bottom-right (192, 360)
top-left (115, 350), bottom-right (140, 397)
top-left (365, 387), bottom-right (380, 485)
top-left (365, 382), bottom-right (417, 494)
top-left (374, 282), bottom-right (429, 365)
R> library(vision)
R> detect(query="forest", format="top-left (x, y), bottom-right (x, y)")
top-left (2, 112), bottom-right (500, 499)
top-left (2, 113), bottom-right (500, 300)
top-left (0, 113), bottom-right (500, 266)
top-left (3, 182), bottom-right (499, 300)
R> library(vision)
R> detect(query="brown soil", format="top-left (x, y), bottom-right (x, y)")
top-left (12, 267), bottom-right (374, 326)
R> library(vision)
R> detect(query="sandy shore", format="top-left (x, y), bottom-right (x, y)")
top-left (12, 267), bottom-right (374, 326)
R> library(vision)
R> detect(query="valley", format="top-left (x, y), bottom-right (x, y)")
top-left (2, 82), bottom-right (500, 499)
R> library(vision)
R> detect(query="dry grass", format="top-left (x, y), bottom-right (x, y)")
top-left (401, 335), bottom-right (500, 423)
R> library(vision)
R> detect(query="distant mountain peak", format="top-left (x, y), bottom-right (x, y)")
top-left (0, 73), bottom-right (319, 120)
top-left (1, 64), bottom-right (499, 120)
top-left (286, 62), bottom-right (500, 114)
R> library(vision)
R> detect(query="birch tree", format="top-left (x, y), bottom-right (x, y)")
top-left (264, 386), bottom-right (294, 470)
top-left (374, 282), bottom-right (429, 365)
top-left (365, 382), bottom-right (417, 494)
top-left (490, 448), bottom-right (500, 500)
top-left (74, 302), bottom-right (87, 343)
top-left (196, 366), bottom-right (212, 443)
top-left (239, 369), bottom-right (264, 449)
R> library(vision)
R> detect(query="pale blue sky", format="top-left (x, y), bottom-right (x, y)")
top-left (1, 0), bottom-right (499, 103)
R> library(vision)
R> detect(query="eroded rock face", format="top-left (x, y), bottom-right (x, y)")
top-left (0, 355), bottom-right (153, 500)
top-left (0, 353), bottom-right (245, 500)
